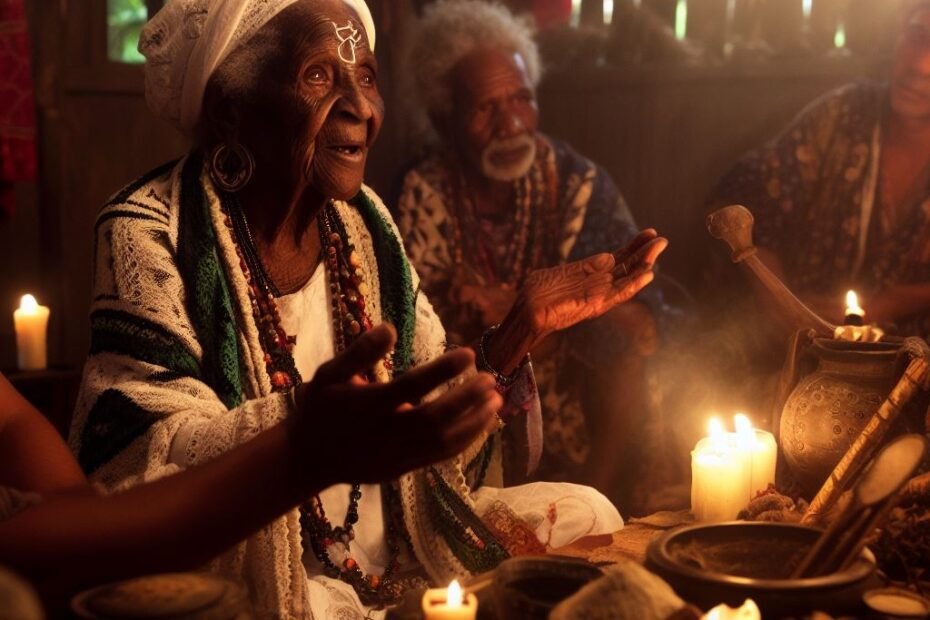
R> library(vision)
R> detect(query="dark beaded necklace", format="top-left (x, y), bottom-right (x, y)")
top-left (220, 192), bottom-right (408, 608)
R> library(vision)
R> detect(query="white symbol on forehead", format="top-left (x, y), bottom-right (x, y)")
top-left (332, 20), bottom-right (363, 64)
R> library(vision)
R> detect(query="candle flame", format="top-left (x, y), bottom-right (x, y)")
top-left (734, 413), bottom-right (753, 444)
top-left (446, 579), bottom-right (463, 608)
top-left (708, 417), bottom-right (725, 438)
top-left (845, 290), bottom-right (864, 317)
top-left (802, 0), bottom-right (812, 19)
top-left (19, 294), bottom-right (38, 312)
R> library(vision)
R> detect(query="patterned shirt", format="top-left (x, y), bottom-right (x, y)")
top-left (397, 134), bottom-right (651, 479)
top-left (708, 81), bottom-right (930, 338)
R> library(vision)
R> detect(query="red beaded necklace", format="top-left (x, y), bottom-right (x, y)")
top-left (221, 195), bottom-right (409, 607)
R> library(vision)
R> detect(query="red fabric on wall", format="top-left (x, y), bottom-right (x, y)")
top-left (534, 0), bottom-right (572, 29)
top-left (0, 0), bottom-right (37, 218)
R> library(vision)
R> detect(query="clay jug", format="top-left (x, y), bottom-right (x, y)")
top-left (777, 337), bottom-right (921, 497)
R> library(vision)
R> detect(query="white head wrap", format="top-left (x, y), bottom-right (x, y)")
top-left (139, 0), bottom-right (375, 133)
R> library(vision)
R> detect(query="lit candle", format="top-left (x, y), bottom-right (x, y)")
top-left (422, 580), bottom-right (477, 620)
top-left (735, 413), bottom-right (777, 497)
top-left (802, 0), bottom-right (812, 20)
top-left (13, 294), bottom-right (50, 371)
top-left (691, 417), bottom-right (751, 522)
top-left (702, 598), bottom-right (761, 620)
top-left (691, 415), bottom-right (777, 522)
top-left (835, 289), bottom-right (884, 342)
top-left (844, 289), bottom-right (865, 325)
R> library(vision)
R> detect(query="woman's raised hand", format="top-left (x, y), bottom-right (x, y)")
top-left (518, 229), bottom-right (668, 338)
top-left (293, 324), bottom-right (501, 485)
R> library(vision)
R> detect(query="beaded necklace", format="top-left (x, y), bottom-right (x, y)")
top-left (445, 138), bottom-right (557, 286)
top-left (220, 193), bottom-right (408, 607)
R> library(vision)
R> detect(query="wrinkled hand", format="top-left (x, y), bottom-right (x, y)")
top-left (520, 229), bottom-right (668, 338)
top-left (460, 283), bottom-right (518, 327)
top-left (294, 324), bottom-right (502, 485)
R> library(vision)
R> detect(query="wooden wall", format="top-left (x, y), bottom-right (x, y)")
top-left (538, 59), bottom-right (881, 286)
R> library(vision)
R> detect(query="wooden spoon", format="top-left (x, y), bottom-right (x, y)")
top-left (792, 434), bottom-right (928, 578)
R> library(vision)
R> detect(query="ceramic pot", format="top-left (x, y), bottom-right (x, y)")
top-left (779, 338), bottom-right (909, 496)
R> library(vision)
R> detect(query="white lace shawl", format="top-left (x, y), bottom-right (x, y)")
top-left (69, 157), bottom-right (494, 618)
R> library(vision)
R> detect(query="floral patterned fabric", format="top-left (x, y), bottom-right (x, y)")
top-left (398, 134), bottom-right (657, 482)
top-left (708, 80), bottom-right (930, 338)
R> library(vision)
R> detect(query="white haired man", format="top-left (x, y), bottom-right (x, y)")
top-left (397, 0), bottom-right (670, 509)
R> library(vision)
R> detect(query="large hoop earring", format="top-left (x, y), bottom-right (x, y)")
top-left (209, 143), bottom-right (255, 192)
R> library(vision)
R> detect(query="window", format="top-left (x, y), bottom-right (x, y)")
top-left (107, 0), bottom-right (165, 63)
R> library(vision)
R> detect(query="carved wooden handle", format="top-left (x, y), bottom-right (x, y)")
top-left (707, 205), bottom-right (837, 336)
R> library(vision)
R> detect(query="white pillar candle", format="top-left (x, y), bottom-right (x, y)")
top-left (422, 580), bottom-right (477, 620)
top-left (13, 294), bottom-right (50, 371)
top-left (749, 429), bottom-right (777, 496)
top-left (734, 413), bottom-right (777, 497)
top-left (692, 415), bottom-right (778, 521)
top-left (691, 418), bottom-right (752, 522)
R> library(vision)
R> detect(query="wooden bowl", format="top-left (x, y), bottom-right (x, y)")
top-left (492, 555), bottom-right (603, 620)
top-left (645, 522), bottom-right (877, 617)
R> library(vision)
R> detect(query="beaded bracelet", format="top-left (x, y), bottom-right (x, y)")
top-left (476, 324), bottom-right (530, 389)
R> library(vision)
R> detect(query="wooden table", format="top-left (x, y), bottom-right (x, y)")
top-left (552, 510), bottom-right (694, 565)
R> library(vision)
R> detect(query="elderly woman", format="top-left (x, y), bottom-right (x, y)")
top-left (70, 0), bottom-right (666, 617)
top-left (708, 2), bottom-right (930, 339)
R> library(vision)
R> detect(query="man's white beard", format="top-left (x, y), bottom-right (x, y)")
top-left (480, 135), bottom-right (537, 182)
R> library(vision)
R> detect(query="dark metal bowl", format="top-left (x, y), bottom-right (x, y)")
top-left (645, 522), bottom-right (877, 617)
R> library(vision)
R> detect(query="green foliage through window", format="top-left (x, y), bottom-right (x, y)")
top-left (107, 0), bottom-right (149, 63)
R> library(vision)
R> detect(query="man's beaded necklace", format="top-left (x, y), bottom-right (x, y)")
top-left (220, 193), bottom-right (408, 607)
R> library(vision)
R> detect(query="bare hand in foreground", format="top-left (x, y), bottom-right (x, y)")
top-left (294, 324), bottom-right (502, 485)
top-left (519, 229), bottom-right (668, 338)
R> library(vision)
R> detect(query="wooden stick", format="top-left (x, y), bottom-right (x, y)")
top-left (792, 494), bottom-right (864, 578)
top-left (706, 205), bottom-right (836, 336)
top-left (803, 354), bottom-right (930, 526)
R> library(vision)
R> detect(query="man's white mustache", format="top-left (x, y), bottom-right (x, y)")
top-left (485, 135), bottom-right (535, 158)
